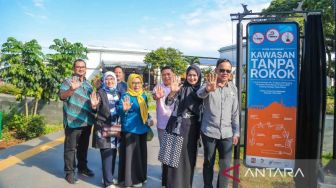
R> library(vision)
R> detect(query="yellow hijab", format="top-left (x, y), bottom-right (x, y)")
top-left (127, 74), bottom-right (148, 124)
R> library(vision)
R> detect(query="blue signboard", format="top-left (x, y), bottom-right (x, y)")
top-left (245, 22), bottom-right (299, 169)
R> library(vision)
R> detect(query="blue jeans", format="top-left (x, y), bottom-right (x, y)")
top-left (202, 133), bottom-right (232, 188)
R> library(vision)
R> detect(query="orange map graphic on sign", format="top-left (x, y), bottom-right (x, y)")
top-left (246, 102), bottom-right (296, 159)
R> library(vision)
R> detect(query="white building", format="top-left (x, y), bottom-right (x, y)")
top-left (85, 46), bottom-right (219, 86)
top-left (86, 46), bottom-right (150, 80)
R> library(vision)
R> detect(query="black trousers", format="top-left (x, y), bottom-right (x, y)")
top-left (100, 148), bottom-right (117, 187)
top-left (64, 126), bottom-right (92, 175)
top-left (202, 134), bottom-right (232, 188)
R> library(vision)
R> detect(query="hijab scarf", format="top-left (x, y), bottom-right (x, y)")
top-left (177, 64), bottom-right (202, 116)
top-left (127, 74), bottom-right (148, 124)
top-left (102, 71), bottom-right (118, 95)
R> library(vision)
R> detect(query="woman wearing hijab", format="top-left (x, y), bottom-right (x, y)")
top-left (117, 73), bottom-right (150, 188)
top-left (90, 71), bottom-right (120, 188)
top-left (162, 64), bottom-right (203, 188)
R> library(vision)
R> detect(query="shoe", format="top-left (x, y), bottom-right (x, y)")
top-left (106, 185), bottom-right (116, 188)
top-left (133, 183), bottom-right (142, 187)
top-left (143, 179), bottom-right (147, 183)
top-left (112, 178), bottom-right (118, 184)
top-left (78, 168), bottom-right (95, 177)
top-left (65, 174), bottom-right (79, 184)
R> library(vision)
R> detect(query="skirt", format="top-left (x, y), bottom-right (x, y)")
top-left (162, 116), bottom-right (200, 188)
top-left (118, 132), bottom-right (147, 187)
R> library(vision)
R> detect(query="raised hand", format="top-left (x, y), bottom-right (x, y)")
top-left (205, 72), bottom-right (218, 92)
top-left (90, 91), bottom-right (100, 109)
top-left (122, 96), bottom-right (132, 111)
top-left (154, 85), bottom-right (165, 99)
top-left (170, 75), bottom-right (181, 93)
top-left (70, 78), bottom-right (81, 91)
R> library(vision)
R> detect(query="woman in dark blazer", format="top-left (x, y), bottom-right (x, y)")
top-left (90, 71), bottom-right (120, 188)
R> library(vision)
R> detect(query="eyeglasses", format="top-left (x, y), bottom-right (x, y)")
top-left (132, 82), bottom-right (142, 85)
top-left (75, 66), bottom-right (86, 69)
top-left (219, 69), bottom-right (231, 74)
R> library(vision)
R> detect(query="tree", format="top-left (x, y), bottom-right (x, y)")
top-left (144, 47), bottom-right (188, 75)
top-left (0, 37), bottom-right (46, 116)
top-left (44, 38), bottom-right (88, 100)
top-left (184, 56), bottom-right (200, 65)
top-left (263, 0), bottom-right (335, 79)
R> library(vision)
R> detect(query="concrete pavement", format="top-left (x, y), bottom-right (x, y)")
top-left (0, 126), bottom-right (218, 188)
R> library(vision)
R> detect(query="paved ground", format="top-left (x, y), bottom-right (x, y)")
top-left (0, 119), bottom-right (219, 188)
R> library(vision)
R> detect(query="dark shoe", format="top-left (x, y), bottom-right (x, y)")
top-left (65, 174), bottom-right (79, 184)
top-left (78, 168), bottom-right (95, 177)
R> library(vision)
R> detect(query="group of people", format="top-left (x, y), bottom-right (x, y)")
top-left (59, 58), bottom-right (239, 188)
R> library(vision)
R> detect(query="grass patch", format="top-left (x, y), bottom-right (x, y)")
top-left (44, 124), bottom-right (63, 134)
top-left (326, 97), bottom-right (334, 114)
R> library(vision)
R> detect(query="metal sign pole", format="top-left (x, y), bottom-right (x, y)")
top-left (233, 17), bottom-right (243, 188)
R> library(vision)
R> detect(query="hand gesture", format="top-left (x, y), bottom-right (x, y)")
top-left (122, 96), bottom-right (132, 112)
top-left (154, 85), bottom-right (165, 99)
top-left (233, 136), bottom-right (239, 146)
top-left (70, 78), bottom-right (81, 91)
top-left (90, 91), bottom-right (100, 109)
top-left (205, 73), bottom-right (218, 92)
top-left (170, 76), bottom-right (181, 93)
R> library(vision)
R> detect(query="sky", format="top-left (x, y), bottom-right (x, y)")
top-left (0, 0), bottom-right (271, 57)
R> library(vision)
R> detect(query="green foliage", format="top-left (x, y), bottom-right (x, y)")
top-left (321, 152), bottom-right (333, 166)
top-left (1, 38), bottom-right (45, 100)
top-left (0, 83), bottom-right (21, 95)
top-left (326, 96), bottom-right (334, 114)
top-left (144, 47), bottom-right (188, 75)
top-left (184, 56), bottom-right (200, 65)
top-left (1, 106), bottom-right (19, 130)
top-left (327, 86), bottom-right (334, 97)
top-left (242, 91), bottom-right (246, 110)
top-left (44, 124), bottom-right (63, 134)
top-left (44, 38), bottom-right (88, 101)
top-left (263, 0), bottom-right (335, 79)
top-left (201, 67), bottom-right (214, 76)
top-left (1, 37), bottom-right (46, 116)
top-left (5, 114), bottom-right (46, 140)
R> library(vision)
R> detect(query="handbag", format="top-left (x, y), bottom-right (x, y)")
top-left (158, 117), bottom-right (184, 168)
top-left (146, 127), bottom-right (154, 141)
top-left (102, 123), bottom-right (121, 138)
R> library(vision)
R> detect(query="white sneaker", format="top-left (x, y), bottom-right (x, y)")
top-left (106, 185), bottom-right (116, 188)
top-left (143, 180), bottom-right (147, 183)
top-left (133, 183), bottom-right (143, 187)
top-left (112, 178), bottom-right (118, 184)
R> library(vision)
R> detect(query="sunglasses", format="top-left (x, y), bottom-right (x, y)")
top-left (218, 69), bottom-right (231, 74)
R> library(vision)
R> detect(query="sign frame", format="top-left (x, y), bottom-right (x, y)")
top-left (244, 21), bottom-right (300, 169)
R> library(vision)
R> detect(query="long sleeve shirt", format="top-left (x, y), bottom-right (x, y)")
top-left (117, 93), bottom-right (149, 134)
top-left (197, 81), bottom-right (240, 139)
top-left (153, 84), bottom-right (174, 130)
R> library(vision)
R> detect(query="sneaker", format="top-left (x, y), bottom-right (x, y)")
top-left (65, 174), bottom-right (79, 184)
top-left (143, 179), bottom-right (147, 183)
top-left (78, 168), bottom-right (95, 177)
top-left (106, 185), bottom-right (116, 188)
top-left (112, 178), bottom-right (118, 184)
top-left (133, 183), bottom-right (142, 187)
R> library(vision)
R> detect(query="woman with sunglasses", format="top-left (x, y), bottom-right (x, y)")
top-left (162, 64), bottom-right (203, 188)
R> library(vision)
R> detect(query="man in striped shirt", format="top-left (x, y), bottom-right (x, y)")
top-left (59, 59), bottom-right (95, 184)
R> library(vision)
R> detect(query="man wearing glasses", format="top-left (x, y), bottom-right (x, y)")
top-left (197, 58), bottom-right (240, 188)
top-left (59, 59), bottom-right (95, 184)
